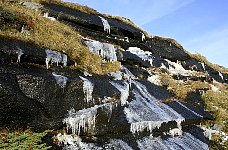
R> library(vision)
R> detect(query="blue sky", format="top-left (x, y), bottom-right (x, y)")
top-left (64, 0), bottom-right (228, 67)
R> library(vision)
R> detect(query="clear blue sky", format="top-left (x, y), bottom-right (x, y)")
top-left (64, 0), bottom-right (228, 67)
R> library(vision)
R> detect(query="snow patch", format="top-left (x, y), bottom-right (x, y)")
top-left (52, 72), bottom-right (68, 88)
top-left (141, 32), bottom-right (145, 42)
top-left (43, 12), bottom-right (56, 21)
top-left (218, 71), bottom-right (224, 80)
top-left (99, 16), bottom-right (110, 34)
top-left (210, 84), bottom-right (219, 92)
top-left (201, 62), bottom-right (206, 72)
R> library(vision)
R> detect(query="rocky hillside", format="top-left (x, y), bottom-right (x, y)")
top-left (0, 0), bottom-right (227, 149)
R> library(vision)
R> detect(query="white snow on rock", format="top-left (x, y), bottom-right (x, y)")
top-left (45, 49), bottom-right (67, 69)
top-left (83, 38), bottom-right (117, 62)
top-left (79, 76), bottom-right (94, 104)
top-left (16, 47), bottom-right (24, 63)
top-left (147, 75), bottom-right (161, 86)
top-left (110, 81), bottom-right (130, 106)
top-left (99, 16), bottom-right (110, 34)
top-left (137, 133), bottom-right (209, 150)
top-left (127, 47), bottom-right (154, 66)
top-left (168, 128), bottom-right (183, 137)
top-left (109, 71), bottom-right (123, 80)
top-left (52, 72), bottom-right (68, 88)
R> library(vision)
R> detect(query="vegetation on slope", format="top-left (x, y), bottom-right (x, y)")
top-left (0, 1), bottom-right (120, 74)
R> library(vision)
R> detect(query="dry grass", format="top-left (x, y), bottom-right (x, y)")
top-left (0, 1), bottom-right (120, 74)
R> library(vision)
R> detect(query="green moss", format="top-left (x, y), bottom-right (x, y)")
top-left (0, 129), bottom-right (51, 150)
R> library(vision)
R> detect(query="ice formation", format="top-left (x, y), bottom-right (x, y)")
top-left (141, 32), bottom-right (145, 42)
top-left (84, 38), bottom-right (117, 62)
top-left (52, 72), bottom-right (68, 88)
top-left (168, 128), bottom-right (183, 137)
top-left (63, 108), bottom-right (97, 135)
top-left (176, 101), bottom-right (203, 118)
top-left (43, 12), bottom-right (56, 21)
top-left (16, 48), bottom-right (24, 63)
top-left (99, 16), bottom-right (110, 34)
top-left (147, 75), bottom-right (161, 86)
top-left (63, 103), bottom-right (113, 135)
top-left (127, 47), bottom-right (154, 66)
top-left (55, 133), bottom-right (101, 150)
top-left (79, 76), bottom-right (94, 104)
top-left (201, 62), bottom-right (206, 72)
top-left (210, 84), bottom-right (219, 92)
top-left (218, 71), bottom-right (224, 80)
top-left (124, 79), bottom-right (185, 134)
top-left (104, 139), bottom-right (133, 150)
top-left (165, 59), bottom-right (194, 76)
top-left (109, 71), bottom-right (123, 80)
top-left (110, 81), bottom-right (130, 106)
top-left (137, 133), bottom-right (209, 150)
top-left (45, 49), bottom-right (67, 69)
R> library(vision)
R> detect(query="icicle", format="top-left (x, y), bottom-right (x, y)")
top-left (79, 76), bottom-right (94, 104)
top-left (99, 16), bottom-right (110, 34)
top-left (52, 72), bottom-right (68, 88)
top-left (16, 48), bottom-right (24, 63)
top-left (130, 121), bottom-right (166, 134)
top-left (110, 81), bottom-right (129, 106)
top-left (45, 49), bottom-right (67, 68)
top-left (141, 32), bottom-right (145, 42)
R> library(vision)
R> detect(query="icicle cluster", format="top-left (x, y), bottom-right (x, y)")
top-left (16, 48), bottom-right (24, 63)
top-left (52, 72), bottom-right (68, 88)
top-left (84, 38), bottom-right (117, 62)
top-left (99, 16), bottom-right (110, 34)
top-left (79, 76), bottom-right (94, 104)
top-left (45, 49), bottom-right (67, 69)
top-left (63, 103), bottom-right (114, 135)
top-left (63, 108), bottom-right (97, 135)
top-left (127, 47), bottom-right (154, 66)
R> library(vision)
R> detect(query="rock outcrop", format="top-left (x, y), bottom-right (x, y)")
top-left (1, 1), bottom-right (227, 149)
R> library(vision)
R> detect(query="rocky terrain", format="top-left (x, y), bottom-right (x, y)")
top-left (0, 0), bottom-right (227, 149)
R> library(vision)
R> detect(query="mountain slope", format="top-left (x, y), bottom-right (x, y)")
top-left (0, 0), bottom-right (227, 149)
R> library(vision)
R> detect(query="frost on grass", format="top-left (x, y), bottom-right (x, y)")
top-left (45, 49), bottom-right (67, 69)
top-left (79, 76), bottom-right (94, 104)
top-left (84, 38), bottom-right (117, 62)
top-left (99, 16), bottom-right (111, 34)
top-left (52, 72), bottom-right (68, 88)
top-left (127, 47), bottom-right (154, 66)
